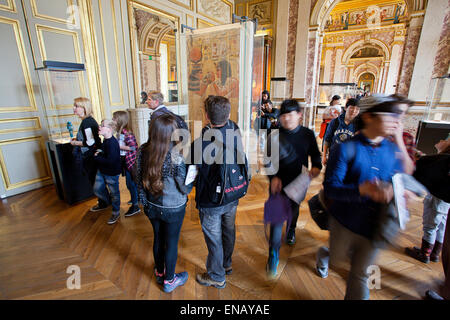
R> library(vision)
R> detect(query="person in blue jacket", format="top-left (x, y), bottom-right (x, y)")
top-left (323, 94), bottom-right (405, 300)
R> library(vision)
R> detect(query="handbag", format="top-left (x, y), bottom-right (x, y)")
top-left (264, 193), bottom-right (292, 225)
top-left (307, 189), bottom-right (330, 230)
top-left (263, 193), bottom-right (293, 242)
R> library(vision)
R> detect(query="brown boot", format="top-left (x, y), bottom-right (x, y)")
top-left (405, 239), bottom-right (434, 264)
top-left (430, 241), bottom-right (443, 262)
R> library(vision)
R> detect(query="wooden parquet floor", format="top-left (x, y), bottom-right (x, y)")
top-left (0, 170), bottom-right (445, 300)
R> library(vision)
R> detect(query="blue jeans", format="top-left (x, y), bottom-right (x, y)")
top-left (269, 223), bottom-right (283, 254)
top-left (423, 195), bottom-right (449, 244)
top-left (125, 169), bottom-right (138, 206)
top-left (93, 171), bottom-right (120, 213)
top-left (148, 210), bottom-right (185, 281)
top-left (328, 216), bottom-right (379, 300)
top-left (199, 203), bottom-right (238, 282)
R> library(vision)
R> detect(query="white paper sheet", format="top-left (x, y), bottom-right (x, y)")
top-left (283, 166), bottom-right (312, 204)
top-left (185, 165), bottom-right (199, 185)
top-left (84, 127), bottom-right (95, 146)
top-left (392, 173), bottom-right (409, 230)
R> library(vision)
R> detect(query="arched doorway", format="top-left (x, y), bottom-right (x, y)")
top-left (358, 72), bottom-right (376, 93)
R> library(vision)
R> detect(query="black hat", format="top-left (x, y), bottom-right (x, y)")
top-left (331, 95), bottom-right (341, 101)
top-left (279, 99), bottom-right (300, 116)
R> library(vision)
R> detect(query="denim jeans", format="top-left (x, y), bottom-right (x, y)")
top-left (423, 195), bottom-right (449, 244)
top-left (199, 203), bottom-right (238, 282)
top-left (93, 171), bottom-right (120, 213)
top-left (148, 210), bottom-right (185, 281)
top-left (328, 215), bottom-right (379, 300)
top-left (125, 168), bottom-right (138, 206)
top-left (269, 223), bottom-right (283, 254)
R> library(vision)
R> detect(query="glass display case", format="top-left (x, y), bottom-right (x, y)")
top-left (36, 61), bottom-right (94, 204)
top-left (36, 61), bottom-right (88, 143)
top-left (317, 82), bottom-right (358, 106)
top-left (416, 75), bottom-right (450, 155)
top-left (167, 81), bottom-right (178, 103)
top-left (423, 76), bottom-right (450, 122)
top-left (181, 20), bottom-right (258, 145)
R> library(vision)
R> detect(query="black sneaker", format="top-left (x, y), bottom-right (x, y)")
top-left (286, 232), bottom-right (296, 245)
top-left (225, 267), bottom-right (232, 275)
top-left (124, 205), bottom-right (141, 217)
top-left (107, 212), bottom-right (120, 225)
top-left (154, 268), bottom-right (165, 285)
top-left (196, 273), bottom-right (226, 289)
top-left (425, 290), bottom-right (444, 300)
top-left (90, 203), bottom-right (109, 212)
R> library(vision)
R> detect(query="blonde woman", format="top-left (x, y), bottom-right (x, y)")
top-left (70, 97), bottom-right (101, 183)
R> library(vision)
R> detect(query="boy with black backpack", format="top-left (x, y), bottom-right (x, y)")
top-left (193, 95), bottom-right (249, 289)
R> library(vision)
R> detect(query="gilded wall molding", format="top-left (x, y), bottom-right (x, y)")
top-left (169, 0), bottom-right (193, 11)
top-left (0, 136), bottom-right (51, 191)
top-left (0, 16), bottom-right (37, 113)
top-left (78, 0), bottom-right (105, 121)
top-left (0, 0), bottom-right (16, 13)
top-left (35, 24), bottom-right (87, 109)
top-left (98, 0), bottom-right (124, 107)
top-left (196, 0), bottom-right (232, 25)
top-left (30, 0), bottom-right (75, 25)
top-left (0, 117), bottom-right (41, 134)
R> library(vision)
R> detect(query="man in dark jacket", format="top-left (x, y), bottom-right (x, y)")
top-left (193, 95), bottom-right (248, 289)
top-left (265, 99), bottom-right (322, 277)
top-left (146, 91), bottom-right (188, 130)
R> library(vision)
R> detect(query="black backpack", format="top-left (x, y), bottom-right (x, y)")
top-left (203, 122), bottom-right (249, 205)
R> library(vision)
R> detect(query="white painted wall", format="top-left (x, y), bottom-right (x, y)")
top-left (408, 0), bottom-right (448, 102)
top-left (273, 0), bottom-right (289, 77)
top-left (385, 44), bottom-right (402, 94)
top-left (292, 0), bottom-right (311, 98)
top-left (333, 48), bottom-right (343, 83)
top-left (322, 49), bottom-right (333, 83)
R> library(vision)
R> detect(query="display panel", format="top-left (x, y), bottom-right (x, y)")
top-left (184, 23), bottom-right (242, 128)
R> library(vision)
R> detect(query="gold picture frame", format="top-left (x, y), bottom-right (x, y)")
top-left (196, 0), bottom-right (232, 25)
top-left (168, 0), bottom-right (193, 11)
top-left (247, 0), bottom-right (273, 26)
top-left (127, 1), bottom-right (180, 104)
top-left (197, 18), bottom-right (214, 29)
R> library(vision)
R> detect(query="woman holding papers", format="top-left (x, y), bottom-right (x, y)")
top-left (70, 97), bottom-right (102, 188)
top-left (135, 113), bottom-right (194, 293)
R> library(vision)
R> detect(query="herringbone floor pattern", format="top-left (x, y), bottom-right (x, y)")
top-left (0, 170), bottom-right (445, 300)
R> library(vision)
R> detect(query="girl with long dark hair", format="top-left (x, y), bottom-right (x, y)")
top-left (135, 113), bottom-right (193, 293)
